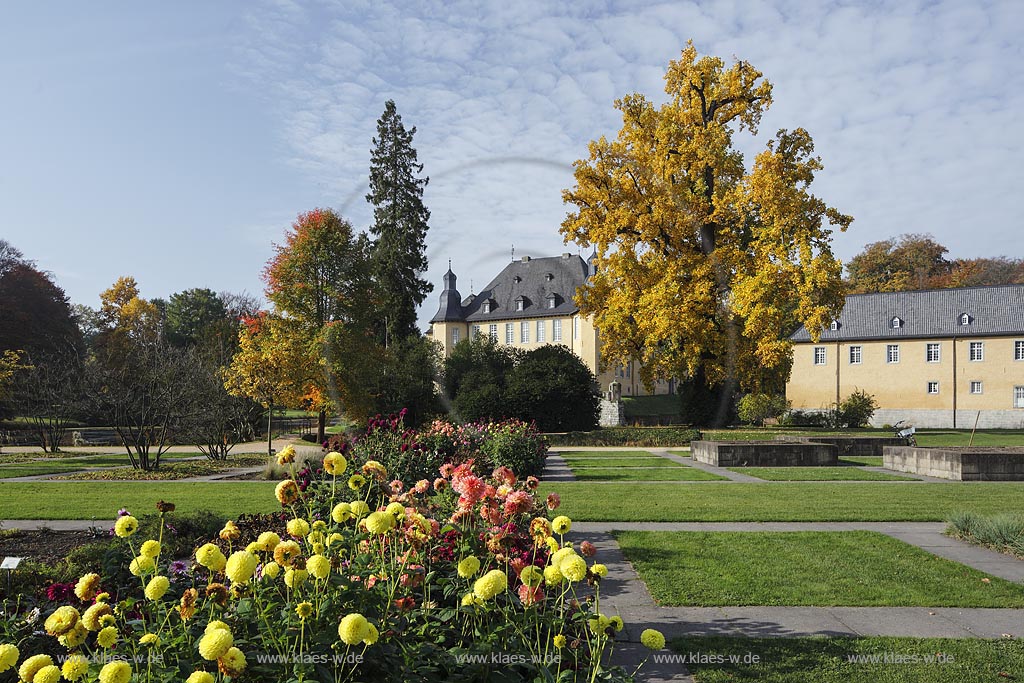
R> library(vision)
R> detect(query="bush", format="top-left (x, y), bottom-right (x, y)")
top-left (737, 393), bottom-right (791, 426)
top-left (504, 345), bottom-right (599, 432)
top-left (781, 409), bottom-right (829, 427)
top-left (545, 427), bottom-right (700, 447)
top-left (947, 510), bottom-right (1024, 558)
top-left (833, 389), bottom-right (879, 428)
top-left (477, 419), bottom-right (548, 477)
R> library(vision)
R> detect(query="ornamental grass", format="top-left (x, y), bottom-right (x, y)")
top-left (0, 442), bottom-right (663, 682)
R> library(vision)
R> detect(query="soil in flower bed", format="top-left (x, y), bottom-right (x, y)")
top-left (0, 528), bottom-right (107, 565)
top-left (52, 455), bottom-right (270, 480)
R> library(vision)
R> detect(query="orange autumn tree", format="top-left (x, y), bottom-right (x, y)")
top-left (561, 42), bottom-right (851, 407)
top-left (260, 208), bottom-right (375, 441)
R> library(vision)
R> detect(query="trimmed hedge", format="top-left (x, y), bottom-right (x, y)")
top-left (545, 426), bottom-right (700, 447)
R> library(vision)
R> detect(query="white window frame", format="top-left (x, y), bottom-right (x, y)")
top-left (573, 316), bottom-right (580, 340)
top-left (536, 320), bottom-right (546, 343)
top-left (1015, 340), bottom-right (1024, 361)
top-left (849, 345), bottom-right (862, 364)
top-left (515, 299), bottom-right (524, 312)
top-left (520, 321), bottom-right (529, 343)
top-left (626, 364), bottom-right (631, 378)
top-left (927, 381), bottom-right (939, 395)
top-left (960, 314), bottom-right (971, 326)
top-left (471, 325), bottom-right (481, 337)
top-left (547, 297), bottom-right (556, 309)
top-left (552, 319), bottom-right (562, 342)
top-left (1015, 385), bottom-right (1024, 409)
top-left (969, 342), bottom-right (984, 362)
top-left (891, 317), bottom-right (902, 329)
top-left (505, 323), bottom-right (514, 345)
top-left (830, 320), bottom-right (839, 331)
top-left (488, 324), bottom-right (498, 342)
top-left (813, 347), bottom-right (827, 366)
top-left (926, 343), bottom-right (941, 363)
top-left (970, 381), bottom-right (983, 395)
top-left (887, 344), bottom-right (900, 364)
top-left (482, 300), bottom-right (491, 314)
top-left (451, 328), bottom-right (460, 345)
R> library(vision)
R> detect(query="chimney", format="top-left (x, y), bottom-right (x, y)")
top-left (562, 253), bottom-right (571, 259)
top-left (521, 256), bottom-right (531, 262)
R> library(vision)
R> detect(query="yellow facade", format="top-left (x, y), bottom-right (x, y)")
top-left (430, 313), bottom-right (668, 397)
top-left (787, 336), bottom-right (1024, 428)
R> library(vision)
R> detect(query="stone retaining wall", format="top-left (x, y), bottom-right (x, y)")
top-left (774, 435), bottom-right (906, 457)
top-left (883, 446), bottom-right (1024, 481)
top-left (691, 440), bottom-right (838, 467)
top-left (599, 399), bottom-right (625, 427)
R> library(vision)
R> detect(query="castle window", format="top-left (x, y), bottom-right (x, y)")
top-left (970, 381), bottom-right (983, 394)
top-left (471, 325), bottom-right (481, 337)
top-left (451, 328), bottom-right (460, 345)
top-left (830, 320), bottom-right (839, 331)
top-left (546, 294), bottom-right (558, 309)
top-left (891, 317), bottom-right (903, 329)
top-left (488, 324), bottom-right (498, 342)
top-left (813, 347), bottom-right (826, 365)
top-left (849, 346), bottom-right (862, 364)
top-left (574, 316), bottom-right (580, 340)
top-left (520, 321), bottom-right (529, 343)
top-left (926, 343), bottom-right (940, 363)
top-left (505, 323), bottom-right (514, 345)
top-left (887, 344), bottom-right (900, 364)
top-left (969, 342), bottom-right (984, 362)
top-left (927, 381), bottom-right (939, 395)
top-left (960, 313), bottom-right (971, 326)
top-left (515, 296), bottom-right (529, 311)
top-left (516, 300), bottom-right (523, 311)
top-left (536, 320), bottom-right (546, 342)
top-left (553, 319), bottom-right (562, 342)
top-left (482, 300), bottom-right (492, 314)
top-left (1015, 340), bottom-right (1024, 361)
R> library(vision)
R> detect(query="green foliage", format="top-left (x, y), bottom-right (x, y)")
top-left (477, 420), bottom-right (548, 478)
top-left (677, 370), bottom-right (738, 427)
top-left (164, 287), bottom-right (228, 348)
top-left (504, 345), bottom-right (599, 432)
top-left (366, 335), bottom-right (443, 427)
top-left (0, 250), bottom-right (83, 361)
top-left (947, 510), bottom-right (1024, 557)
top-left (545, 427), bottom-right (700, 447)
top-left (443, 336), bottom-right (519, 421)
top-left (737, 393), bottom-right (791, 426)
top-left (367, 100), bottom-right (432, 344)
top-left (833, 389), bottom-right (879, 428)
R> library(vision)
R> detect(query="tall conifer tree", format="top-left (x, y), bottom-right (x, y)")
top-left (366, 100), bottom-right (432, 345)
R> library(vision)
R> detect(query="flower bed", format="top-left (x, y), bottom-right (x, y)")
top-left (0, 444), bottom-right (663, 682)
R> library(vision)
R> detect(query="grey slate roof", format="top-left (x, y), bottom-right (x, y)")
top-left (430, 254), bottom-right (589, 324)
top-left (430, 268), bottom-right (464, 323)
top-left (790, 284), bottom-right (1024, 342)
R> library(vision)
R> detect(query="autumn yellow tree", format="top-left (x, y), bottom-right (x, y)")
top-left (561, 42), bottom-right (851, 396)
top-left (95, 276), bottom-right (161, 356)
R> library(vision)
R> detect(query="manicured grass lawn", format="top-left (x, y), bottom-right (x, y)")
top-left (728, 467), bottom-right (914, 481)
top-left (0, 455), bottom-right (150, 478)
top-left (55, 455), bottom-right (270, 480)
top-left (570, 467), bottom-right (726, 481)
top-left (0, 482), bottom-right (280, 519)
top-left (916, 430), bottom-right (1024, 447)
top-left (541, 482), bottom-right (1024, 521)
top-left (700, 429), bottom-right (1024, 448)
top-left (671, 636), bottom-right (1024, 683)
top-left (555, 450), bottom-right (665, 458)
top-left (840, 456), bottom-right (883, 466)
top-left (562, 457), bottom-right (682, 468)
top-left (616, 530), bottom-right (1024, 607)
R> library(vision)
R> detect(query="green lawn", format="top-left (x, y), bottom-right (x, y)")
top-left (0, 482), bottom-right (280, 519)
top-left (671, 636), bottom-right (1024, 683)
top-left (562, 457), bottom-right (682, 468)
top-left (699, 429), bottom-right (1024, 448)
top-left (728, 467), bottom-right (914, 481)
top-left (570, 467), bottom-right (726, 482)
top-left (616, 530), bottom-right (1024, 607)
top-left (541, 482), bottom-right (1024, 521)
top-left (554, 450), bottom-right (666, 458)
top-left (916, 430), bottom-right (1024, 447)
top-left (840, 456), bottom-right (883, 466)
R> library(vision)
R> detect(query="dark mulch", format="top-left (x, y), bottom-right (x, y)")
top-left (0, 528), bottom-right (109, 565)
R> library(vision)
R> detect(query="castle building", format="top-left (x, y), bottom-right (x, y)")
top-left (787, 284), bottom-right (1024, 428)
top-left (428, 253), bottom-right (672, 397)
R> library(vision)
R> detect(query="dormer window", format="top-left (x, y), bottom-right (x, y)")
top-left (959, 313), bottom-right (972, 326)
top-left (891, 317), bottom-right (903, 329)
top-left (829, 320), bottom-right (840, 331)
top-left (546, 294), bottom-right (559, 309)
top-left (545, 273), bottom-right (554, 282)
top-left (481, 299), bottom-right (493, 314)
top-left (515, 296), bottom-right (529, 312)
top-left (513, 276), bottom-right (521, 284)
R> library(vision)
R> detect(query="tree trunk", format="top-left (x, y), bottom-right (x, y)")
top-left (318, 409), bottom-right (326, 445)
top-left (267, 402), bottom-right (274, 456)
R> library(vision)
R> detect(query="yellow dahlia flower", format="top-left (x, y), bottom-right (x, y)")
top-left (140, 539), bottom-right (161, 558)
top-left (0, 643), bottom-right (16, 673)
top-left (519, 565), bottom-right (544, 588)
top-left (460, 593), bottom-right (479, 607)
top-left (472, 569), bottom-right (508, 601)
top-left (219, 521), bottom-right (241, 542)
top-left (196, 543), bottom-right (227, 572)
top-left (561, 555), bottom-right (587, 582)
top-left (306, 554), bottom-right (331, 580)
top-left (286, 517), bottom-right (310, 538)
top-left (275, 479), bottom-right (300, 505)
top-left (60, 654), bottom-right (89, 681)
top-left (384, 502), bottom-right (405, 520)
top-left (543, 564), bottom-right (563, 586)
top-left (591, 563), bottom-right (608, 578)
top-left (33, 664), bottom-right (60, 683)
top-left (640, 628), bottom-right (666, 650)
top-left (205, 620), bottom-right (231, 633)
top-left (550, 547), bottom-right (576, 571)
top-left (43, 605), bottom-right (79, 636)
top-left (145, 576), bottom-right (170, 601)
top-left (273, 540), bottom-right (301, 567)
top-left (129, 555), bottom-right (156, 577)
top-left (74, 573), bottom-right (101, 601)
top-left (588, 614), bottom-right (611, 635)
top-left (256, 531), bottom-right (281, 552)
top-left (457, 555), bottom-right (480, 579)
top-left (295, 602), bottom-right (313, 619)
top-left (363, 623), bottom-right (379, 645)
top-left (276, 445), bottom-right (296, 465)
top-left (218, 646), bottom-right (246, 677)
top-left (140, 633), bottom-right (160, 646)
top-left (323, 451), bottom-right (347, 476)
top-left (18, 654), bottom-right (52, 683)
top-left (58, 623), bottom-right (88, 648)
top-left (349, 500), bottom-right (369, 517)
top-left (186, 672), bottom-right (215, 683)
top-left (284, 568), bottom-right (308, 588)
top-left (331, 502), bottom-right (353, 523)
top-left (553, 634), bottom-right (566, 649)
top-left (198, 628), bottom-right (233, 660)
top-left (609, 616), bottom-right (624, 632)
top-left (338, 613), bottom-right (369, 645)
top-left (114, 515), bottom-right (138, 538)
top-left (551, 515), bottom-right (571, 534)
top-left (364, 511), bottom-right (393, 535)
top-left (262, 562), bottom-right (281, 579)
top-left (327, 532), bottom-right (343, 547)
top-left (97, 660), bottom-right (131, 683)
top-left (545, 537), bottom-right (559, 554)
top-left (225, 551), bottom-right (258, 584)
top-left (347, 474), bottom-right (366, 490)
top-left (82, 603), bottom-right (112, 631)
top-left (97, 626), bottom-right (118, 648)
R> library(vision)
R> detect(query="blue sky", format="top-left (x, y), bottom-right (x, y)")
top-left (2, 1), bottom-right (1021, 327)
